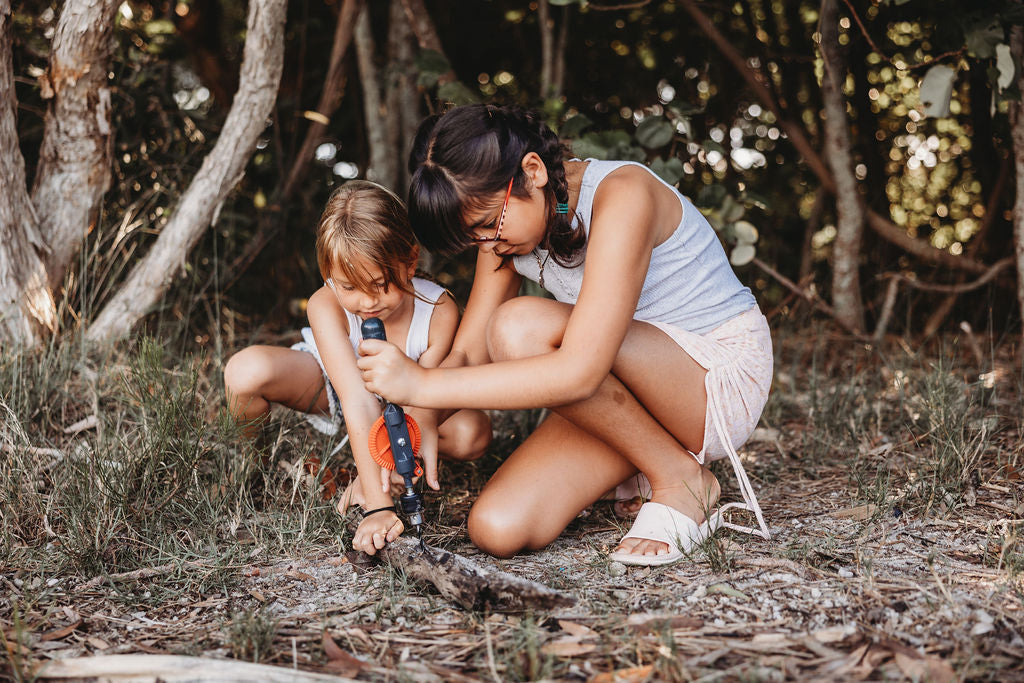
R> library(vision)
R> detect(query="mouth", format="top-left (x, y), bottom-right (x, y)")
top-left (360, 310), bottom-right (382, 319)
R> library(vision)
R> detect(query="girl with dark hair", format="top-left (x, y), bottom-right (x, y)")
top-left (359, 104), bottom-right (773, 566)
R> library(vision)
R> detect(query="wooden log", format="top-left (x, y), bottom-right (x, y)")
top-left (351, 535), bottom-right (576, 612)
top-left (34, 654), bottom-right (356, 682)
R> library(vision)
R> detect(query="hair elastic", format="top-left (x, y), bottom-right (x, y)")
top-left (555, 201), bottom-right (569, 215)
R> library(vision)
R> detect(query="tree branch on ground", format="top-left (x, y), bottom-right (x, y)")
top-left (85, 0), bottom-right (287, 346)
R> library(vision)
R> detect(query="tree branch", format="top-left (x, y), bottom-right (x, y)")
top-left (86, 0), bottom-right (287, 346)
top-left (878, 256), bottom-right (1014, 294)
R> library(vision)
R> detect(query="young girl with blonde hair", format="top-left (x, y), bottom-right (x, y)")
top-left (224, 180), bottom-right (491, 554)
top-left (358, 105), bottom-right (773, 566)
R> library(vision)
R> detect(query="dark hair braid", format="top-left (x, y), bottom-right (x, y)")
top-left (407, 104), bottom-right (586, 265)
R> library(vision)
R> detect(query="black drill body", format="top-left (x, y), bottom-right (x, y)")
top-left (360, 317), bottom-right (424, 535)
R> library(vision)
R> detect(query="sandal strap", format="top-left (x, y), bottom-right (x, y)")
top-left (361, 505), bottom-right (397, 518)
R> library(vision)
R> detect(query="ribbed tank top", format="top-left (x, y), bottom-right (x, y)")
top-left (343, 277), bottom-right (445, 361)
top-left (512, 160), bottom-right (755, 335)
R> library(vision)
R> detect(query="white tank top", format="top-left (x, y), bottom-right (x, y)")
top-left (343, 277), bottom-right (446, 361)
top-left (512, 160), bottom-right (755, 335)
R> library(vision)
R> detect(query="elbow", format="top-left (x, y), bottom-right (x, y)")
top-left (561, 365), bottom-right (604, 404)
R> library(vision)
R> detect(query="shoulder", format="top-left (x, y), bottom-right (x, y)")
top-left (591, 164), bottom-right (660, 222)
top-left (427, 290), bottom-right (459, 339)
top-left (307, 285), bottom-right (352, 335)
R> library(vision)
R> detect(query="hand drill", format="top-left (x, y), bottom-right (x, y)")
top-left (360, 317), bottom-right (425, 538)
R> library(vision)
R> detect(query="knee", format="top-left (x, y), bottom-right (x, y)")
top-left (445, 412), bottom-right (492, 462)
top-left (224, 347), bottom-right (274, 397)
top-left (486, 298), bottom-right (564, 362)
top-left (468, 501), bottom-right (530, 558)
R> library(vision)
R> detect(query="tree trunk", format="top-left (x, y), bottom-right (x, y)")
top-left (355, 4), bottom-right (398, 189)
top-left (0, 0), bottom-right (56, 347)
top-left (85, 0), bottom-right (287, 346)
top-left (386, 0), bottom-right (418, 193)
top-left (539, 0), bottom-right (554, 98)
top-left (398, 0), bottom-right (455, 86)
top-left (819, 0), bottom-right (865, 334)
top-left (1010, 26), bottom-right (1024, 352)
top-left (30, 0), bottom-right (120, 291)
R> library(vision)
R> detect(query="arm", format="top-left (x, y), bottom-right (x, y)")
top-left (445, 250), bottom-right (522, 368)
top-left (360, 167), bottom-right (665, 410)
top-left (306, 287), bottom-right (399, 555)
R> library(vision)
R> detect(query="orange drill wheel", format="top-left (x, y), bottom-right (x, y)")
top-left (368, 414), bottom-right (423, 476)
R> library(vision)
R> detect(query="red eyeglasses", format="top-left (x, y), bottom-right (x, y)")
top-left (468, 178), bottom-right (514, 244)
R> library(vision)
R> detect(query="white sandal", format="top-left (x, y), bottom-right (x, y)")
top-left (608, 502), bottom-right (724, 566)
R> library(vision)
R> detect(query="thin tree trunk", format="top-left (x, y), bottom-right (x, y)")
top-left (0, 0), bottom-right (56, 346)
top-left (398, 0), bottom-right (455, 86)
top-left (86, 0), bottom-right (287, 346)
top-left (552, 6), bottom-right (569, 98)
top-left (819, 0), bottom-right (865, 333)
top-left (1009, 26), bottom-right (1024, 352)
top-left (539, 0), bottom-right (554, 98)
top-left (355, 4), bottom-right (397, 189)
top-left (385, 0), bottom-right (416, 192)
top-left (30, 0), bottom-right (120, 291)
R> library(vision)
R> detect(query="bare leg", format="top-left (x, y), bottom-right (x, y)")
top-left (224, 346), bottom-right (330, 436)
top-left (475, 297), bottom-right (720, 559)
top-left (437, 409), bottom-right (492, 462)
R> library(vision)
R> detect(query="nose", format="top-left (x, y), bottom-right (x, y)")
top-left (360, 291), bottom-right (379, 309)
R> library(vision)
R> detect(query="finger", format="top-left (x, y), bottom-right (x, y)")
top-left (424, 455), bottom-right (439, 490)
top-left (373, 532), bottom-right (386, 550)
top-left (386, 520), bottom-right (404, 542)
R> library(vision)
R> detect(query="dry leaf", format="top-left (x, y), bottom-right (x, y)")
top-left (589, 664), bottom-right (654, 683)
top-left (625, 613), bottom-right (703, 632)
top-left (558, 620), bottom-right (597, 638)
top-left (540, 638), bottom-right (597, 657)
top-left (812, 624), bottom-right (857, 643)
top-left (40, 620), bottom-right (82, 642)
top-left (86, 636), bottom-right (110, 650)
top-left (707, 583), bottom-right (748, 600)
top-left (285, 569), bottom-right (314, 582)
top-left (248, 589), bottom-right (266, 602)
top-left (829, 504), bottom-right (876, 520)
top-left (322, 630), bottom-right (369, 678)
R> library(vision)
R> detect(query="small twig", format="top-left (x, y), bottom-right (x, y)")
top-left (872, 277), bottom-right (900, 341)
top-left (839, 0), bottom-right (964, 71)
top-left (588, 0), bottom-right (652, 9)
top-left (878, 257), bottom-right (1014, 294)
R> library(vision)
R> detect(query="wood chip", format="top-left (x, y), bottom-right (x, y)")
top-left (625, 613), bottom-right (703, 632)
top-left (539, 638), bottom-right (597, 657)
top-left (829, 504), bottom-right (876, 520)
top-left (589, 664), bottom-right (654, 683)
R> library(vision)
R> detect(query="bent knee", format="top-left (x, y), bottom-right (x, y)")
top-left (444, 412), bottom-right (492, 462)
top-left (468, 500), bottom-right (554, 558)
top-left (224, 347), bottom-right (275, 396)
top-left (486, 297), bottom-right (568, 361)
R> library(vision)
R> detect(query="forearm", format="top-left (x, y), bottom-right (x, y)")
top-left (409, 352), bottom-right (599, 410)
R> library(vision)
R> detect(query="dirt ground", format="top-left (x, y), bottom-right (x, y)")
top-left (4, 338), bottom-right (1024, 681)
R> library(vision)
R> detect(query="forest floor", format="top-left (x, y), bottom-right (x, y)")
top-left (2, 328), bottom-right (1024, 681)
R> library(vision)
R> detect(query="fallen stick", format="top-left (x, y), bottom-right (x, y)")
top-left (34, 654), bottom-right (354, 682)
top-left (351, 534), bottom-right (576, 612)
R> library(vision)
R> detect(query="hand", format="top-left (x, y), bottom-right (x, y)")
top-left (357, 339), bottom-right (423, 405)
top-left (352, 509), bottom-right (403, 556)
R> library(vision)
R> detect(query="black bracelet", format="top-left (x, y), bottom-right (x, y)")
top-left (361, 505), bottom-right (397, 518)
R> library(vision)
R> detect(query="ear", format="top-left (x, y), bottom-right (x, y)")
top-left (521, 152), bottom-right (549, 190)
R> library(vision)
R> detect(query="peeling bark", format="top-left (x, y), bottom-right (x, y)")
top-left (0, 0), bottom-right (56, 347)
top-left (819, 0), bottom-right (865, 334)
top-left (30, 0), bottom-right (120, 291)
top-left (399, 0), bottom-right (455, 86)
top-left (85, 0), bottom-right (287, 346)
top-left (1010, 26), bottom-right (1024, 351)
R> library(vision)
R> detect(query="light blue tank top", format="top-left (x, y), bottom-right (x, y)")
top-left (511, 160), bottom-right (756, 335)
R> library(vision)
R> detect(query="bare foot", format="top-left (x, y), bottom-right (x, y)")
top-left (613, 467), bottom-right (721, 559)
